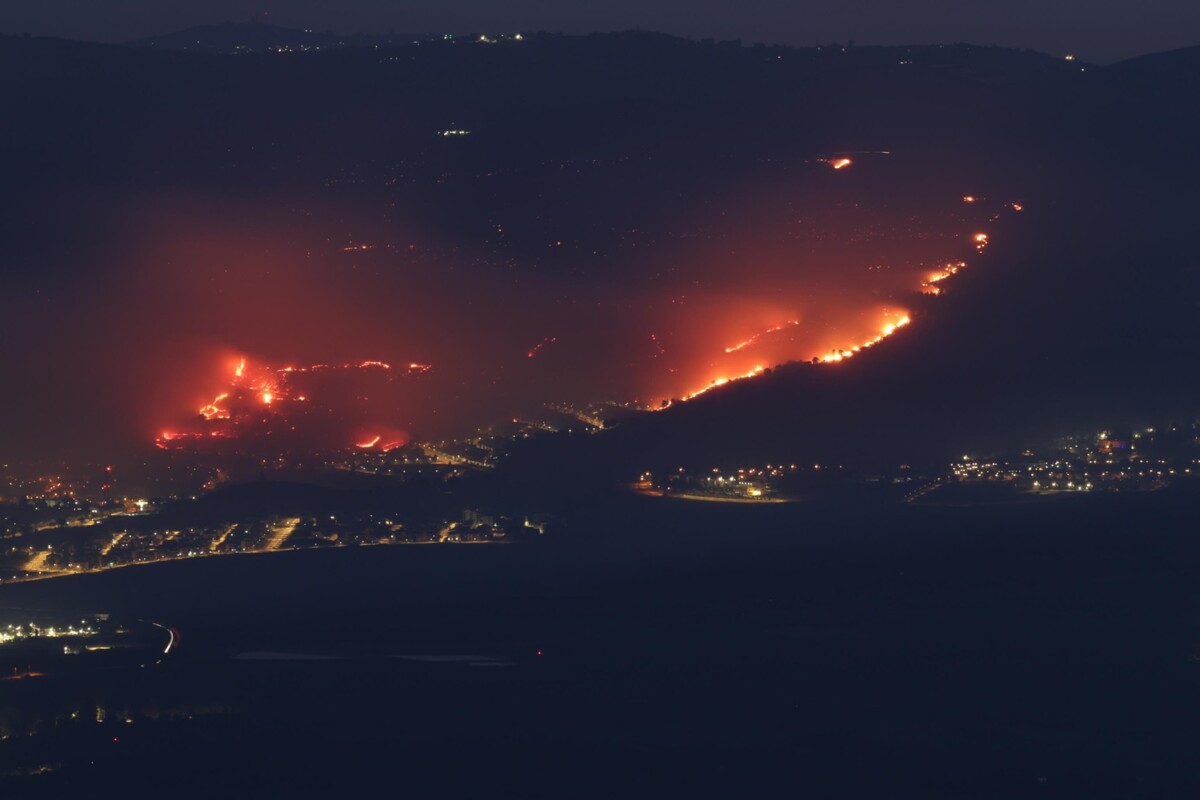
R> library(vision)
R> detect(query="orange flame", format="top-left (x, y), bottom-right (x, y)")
top-left (724, 320), bottom-right (801, 353)
top-left (199, 392), bottom-right (230, 420)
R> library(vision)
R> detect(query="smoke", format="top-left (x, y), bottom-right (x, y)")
top-left (0, 155), bottom-right (1004, 464)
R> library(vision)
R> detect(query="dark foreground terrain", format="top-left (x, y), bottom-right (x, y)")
top-left (2, 486), bottom-right (1198, 797)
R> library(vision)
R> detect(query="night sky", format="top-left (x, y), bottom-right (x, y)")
top-left (3, 0), bottom-right (1199, 63)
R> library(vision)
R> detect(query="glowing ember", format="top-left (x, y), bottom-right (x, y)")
top-left (649, 333), bottom-right (666, 358)
top-left (526, 337), bottom-right (558, 359)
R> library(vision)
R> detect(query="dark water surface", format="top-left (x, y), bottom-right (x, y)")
top-left (2, 490), bottom-right (1198, 797)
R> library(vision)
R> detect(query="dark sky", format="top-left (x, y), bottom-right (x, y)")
top-left (2, 0), bottom-right (1197, 63)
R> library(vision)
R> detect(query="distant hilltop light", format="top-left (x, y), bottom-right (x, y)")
top-left (438, 129), bottom-right (471, 137)
top-left (1064, 54), bottom-right (1077, 61)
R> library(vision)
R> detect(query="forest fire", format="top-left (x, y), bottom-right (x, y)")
top-left (724, 320), bottom-right (802, 353)
top-left (655, 311), bottom-right (914, 410)
top-left (156, 357), bottom-right (430, 453)
top-left (638, 191), bottom-right (1024, 412)
top-left (0, 130), bottom-right (1024, 467)
top-left (818, 314), bottom-right (911, 362)
top-left (920, 261), bottom-right (968, 294)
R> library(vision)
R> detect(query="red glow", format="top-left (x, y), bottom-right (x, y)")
top-left (724, 320), bottom-right (801, 353)
top-left (920, 260), bottom-right (968, 294)
top-left (655, 309), bottom-right (914, 409)
top-left (356, 435), bottom-right (381, 448)
top-left (50, 170), bottom-right (1020, 462)
top-left (157, 355), bottom-right (428, 453)
top-left (679, 364), bottom-right (767, 402)
top-left (199, 392), bottom-right (230, 420)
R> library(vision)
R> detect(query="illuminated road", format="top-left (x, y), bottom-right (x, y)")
top-left (263, 517), bottom-right (301, 551)
top-left (99, 532), bottom-right (126, 558)
top-left (150, 622), bottom-right (180, 662)
top-left (546, 403), bottom-right (606, 430)
top-left (209, 523), bottom-right (236, 552)
top-left (21, 551), bottom-right (55, 574)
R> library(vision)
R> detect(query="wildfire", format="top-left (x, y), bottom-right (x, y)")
top-left (356, 435), bottom-right (381, 449)
top-left (655, 311), bottom-right (914, 410)
top-left (920, 261), bottom-right (967, 294)
top-left (199, 392), bottom-right (229, 420)
top-left (661, 197), bottom-right (1018, 410)
top-left (679, 365), bottom-right (767, 403)
top-left (819, 314), bottom-right (911, 363)
top-left (156, 429), bottom-right (230, 449)
top-left (830, 158), bottom-right (852, 170)
top-left (724, 320), bottom-right (801, 354)
top-left (158, 355), bottom-right (431, 451)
